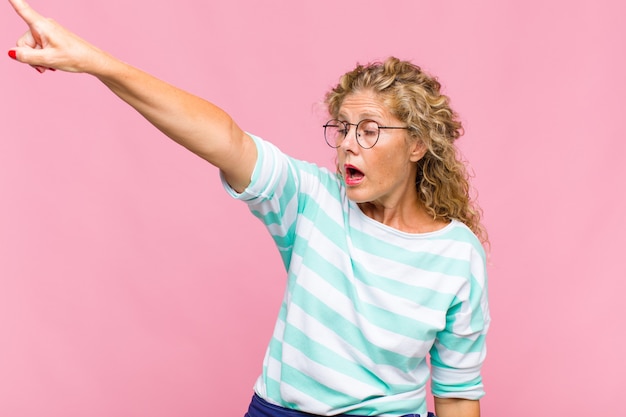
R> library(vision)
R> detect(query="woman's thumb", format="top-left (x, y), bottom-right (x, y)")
top-left (8, 48), bottom-right (56, 73)
top-left (8, 46), bottom-right (47, 66)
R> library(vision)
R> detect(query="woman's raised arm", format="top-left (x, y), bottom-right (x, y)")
top-left (7, 0), bottom-right (257, 192)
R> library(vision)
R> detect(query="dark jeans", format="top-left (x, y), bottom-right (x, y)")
top-left (245, 393), bottom-right (436, 417)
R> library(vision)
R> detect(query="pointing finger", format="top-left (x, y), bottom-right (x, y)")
top-left (8, 0), bottom-right (46, 26)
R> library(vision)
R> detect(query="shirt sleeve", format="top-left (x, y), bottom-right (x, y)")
top-left (220, 133), bottom-right (302, 268)
top-left (429, 246), bottom-right (491, 400)
top-left (220, 133), bottom-right (291, 202)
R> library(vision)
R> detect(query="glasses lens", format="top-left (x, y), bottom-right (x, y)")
top-left (356, 120), bottom-right (380, 149)
top-left (324, 119), bottom-right (345, 148)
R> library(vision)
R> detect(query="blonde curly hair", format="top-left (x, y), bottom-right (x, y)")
top-left (325, 57), bottom-right (488, 245)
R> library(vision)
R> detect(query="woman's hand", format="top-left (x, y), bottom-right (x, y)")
top-left (7, 0), bottom-right (109, 74)
top-left (434, 397), bottom-right (480, 417)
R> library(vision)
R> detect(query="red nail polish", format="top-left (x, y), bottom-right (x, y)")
top-left (8, 50), bottom-right (17, 60)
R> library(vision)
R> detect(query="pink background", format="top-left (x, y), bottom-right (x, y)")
top-left (1, 0), bottom-right (625, 416)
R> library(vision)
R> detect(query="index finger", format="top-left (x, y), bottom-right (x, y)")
top-left (8, 0), bottom-right (45, 25)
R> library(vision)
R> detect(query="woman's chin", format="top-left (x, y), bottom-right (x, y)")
top-left (345, 188), bottom-right (372, 204)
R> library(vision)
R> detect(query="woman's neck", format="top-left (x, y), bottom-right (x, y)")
top-left (358, 198), bottom-right (449, 234)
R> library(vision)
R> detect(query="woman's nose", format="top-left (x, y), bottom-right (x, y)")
top-left (339, 124), bottom-right (359, 150)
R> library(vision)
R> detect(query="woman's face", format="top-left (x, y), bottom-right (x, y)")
top-left (335, 90), bottom-right (426, 208)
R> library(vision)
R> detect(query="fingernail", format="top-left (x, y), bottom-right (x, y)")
top-left (8, 50), bottom-right (17, 60)
top-left (34, 67), bottom-right (43, 74)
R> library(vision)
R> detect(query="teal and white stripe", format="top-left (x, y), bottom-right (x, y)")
top-left (223, 134), bottom-right (490, 416)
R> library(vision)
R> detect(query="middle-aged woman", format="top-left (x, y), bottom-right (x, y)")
top-left (7, 1), bottom-right (490, 416)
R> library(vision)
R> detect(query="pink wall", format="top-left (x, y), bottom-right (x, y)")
top-left (2, 0), bottom-right (625, 416)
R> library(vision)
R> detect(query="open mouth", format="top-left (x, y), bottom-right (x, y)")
top-left (344, 164), bottom-right (364, 185)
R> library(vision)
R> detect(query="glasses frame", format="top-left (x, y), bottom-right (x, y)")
top-left (323, 119), bottom-right (410, 149)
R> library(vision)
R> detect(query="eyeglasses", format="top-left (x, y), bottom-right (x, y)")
top-left (323, 119), bottom-right (410, 149)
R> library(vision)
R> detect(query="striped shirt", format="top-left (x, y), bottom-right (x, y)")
top-left (223, 134), bottom-right (490, 416)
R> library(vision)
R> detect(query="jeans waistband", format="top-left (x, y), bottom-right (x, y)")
top-left (244, 393), bottom-right (436, 417)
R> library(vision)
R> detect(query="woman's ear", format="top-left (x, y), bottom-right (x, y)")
top-left (409, 139), bottom-right (427, 163)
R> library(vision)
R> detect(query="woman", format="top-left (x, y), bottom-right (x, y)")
top-left (7, 1), bottom-right (490, 416)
